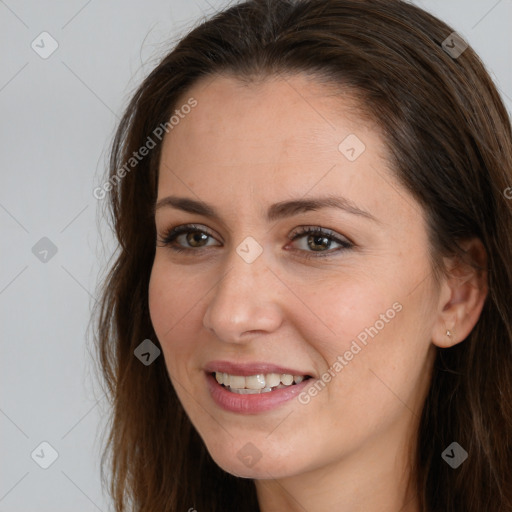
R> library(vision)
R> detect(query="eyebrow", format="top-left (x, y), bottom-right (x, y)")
top-left (154, 195), bottom-right (379, 223)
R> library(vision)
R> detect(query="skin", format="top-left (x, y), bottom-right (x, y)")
top-left (148, 73), bottom-right (488, 512)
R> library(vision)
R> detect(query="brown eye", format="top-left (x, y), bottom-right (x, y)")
top-left (184, 230), bottom-right (209, 247)
top-left (288, 226), bottom-right (354, 259)
top-left (157, 224), bottom-right (220, 252)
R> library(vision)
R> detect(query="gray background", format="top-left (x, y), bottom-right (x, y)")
top-left (1, 0), bottom-right (511, 510)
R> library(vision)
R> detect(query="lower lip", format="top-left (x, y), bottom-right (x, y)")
top-left (205, 372), bottom-right (313, 414)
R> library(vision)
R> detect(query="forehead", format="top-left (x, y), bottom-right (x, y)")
top-left (159, 73), bottom-right (387, 182)
top-left (155, 73), bottom-right (422, 234)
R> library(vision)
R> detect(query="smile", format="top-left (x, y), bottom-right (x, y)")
top-left (206, 372), bottom-right (314, 413)
top-left (214, 371), bottom-right (311, 393)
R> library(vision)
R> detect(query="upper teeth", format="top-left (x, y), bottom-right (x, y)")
top-left (215, 372), bottom-right (305, 390)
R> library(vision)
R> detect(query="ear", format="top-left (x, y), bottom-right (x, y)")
top-left (431, 237), bottom-right (488, 348)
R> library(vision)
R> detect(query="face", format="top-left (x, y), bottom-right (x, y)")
top-left (148, 74), bottom-right (440, 480)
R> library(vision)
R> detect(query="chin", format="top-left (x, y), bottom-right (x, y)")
top-left (214, 456), bottom-right (291, 479)
top-left (204, 440), bottom-right (303, 480)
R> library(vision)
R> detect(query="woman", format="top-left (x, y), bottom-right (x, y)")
top-left (92, 0), bottom-right (512, 510)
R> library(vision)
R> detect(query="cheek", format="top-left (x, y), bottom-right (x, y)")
top-left (148, 262), bottom-right (189, 362)
top-left (302, 277), bottom-right (402, 360)
top-left (148, 260), bottom-right (207, 371)
top-left (148, 264), bottom-right (169, 336)
top-left (302, 272), bottom-right (431, 405)
top-left (148, 259), bottom-right (196, 336)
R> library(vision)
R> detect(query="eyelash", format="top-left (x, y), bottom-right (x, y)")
top-left (156, 223), bottom-right (354, 259)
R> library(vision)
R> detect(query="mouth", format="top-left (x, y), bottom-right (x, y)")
top-left (205, 371), bottom-right (314, 414)
top-left (211, 371), bottom-right (313, 394)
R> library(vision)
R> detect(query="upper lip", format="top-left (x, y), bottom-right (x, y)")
top-left (204, 360), bottom-right (313, 377)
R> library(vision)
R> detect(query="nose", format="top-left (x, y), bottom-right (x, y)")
top-left (202, 246), bottom-right (284, 344)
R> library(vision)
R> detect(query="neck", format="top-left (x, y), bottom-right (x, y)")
top-left (254, 412), bottom-right (421, 512)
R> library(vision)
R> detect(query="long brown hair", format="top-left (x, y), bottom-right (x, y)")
top-left (91, 0), bottom-right (512, 510)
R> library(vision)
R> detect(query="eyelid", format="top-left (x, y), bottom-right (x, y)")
top-left (287, 225), bottom-right (354, 245)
